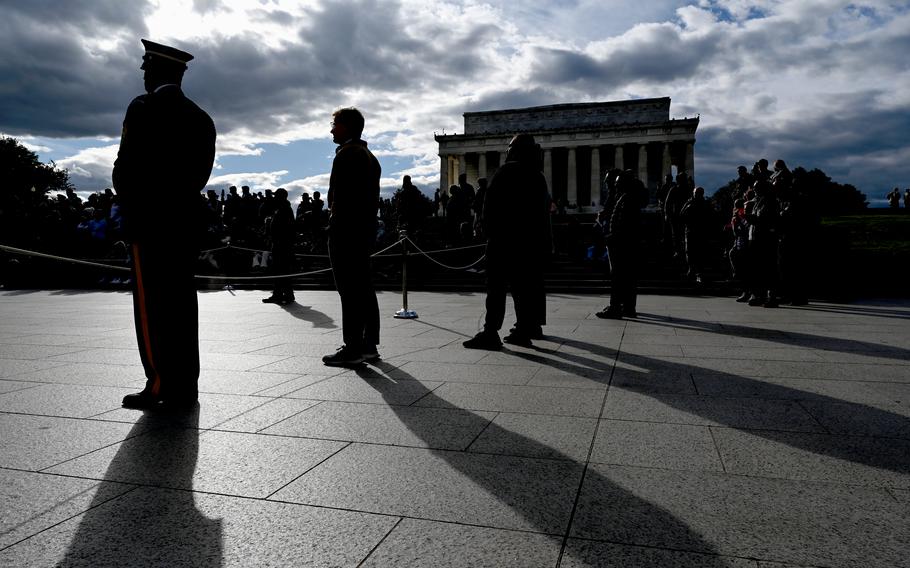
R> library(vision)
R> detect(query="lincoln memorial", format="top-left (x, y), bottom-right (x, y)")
top-left (435, 97), bottom-right (699, 210)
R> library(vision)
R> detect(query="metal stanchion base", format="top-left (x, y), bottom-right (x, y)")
top-left (394, 308), bottom-right (419, 319)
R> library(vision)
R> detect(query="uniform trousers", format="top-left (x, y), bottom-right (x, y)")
top-left (130, 241), bottom-right (199, 400)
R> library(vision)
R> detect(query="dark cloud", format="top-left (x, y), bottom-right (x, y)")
top-left (1, 0), bottom-right (150, 34)
top-left (531, 24), bottom-right (719, 86)
top-left (695, 93), bottom-right (910, 194)
top-left (0, 0), bottom-right (500, 139)
top-left (463, 88), bottom-right (563, 114)
top-left (184, 0), bottom-right (502, 134)
top-left (0, 2), bottom-right (148, 137)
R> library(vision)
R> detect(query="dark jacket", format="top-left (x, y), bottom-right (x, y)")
top-left (327, 139), bottom-right (380, 249)
top-left (112, 85), bottom-right (216, 242)
top-left (482, 160), bottom-right (551, 260)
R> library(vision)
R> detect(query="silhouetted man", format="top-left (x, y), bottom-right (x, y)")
top-left (322, 107), bottom-right (381, 366)
top-left (262, 187), bottom-right (296, 305)
top-left (464, 134), bottom-right (551, 349)
top-left (114, 39), bottom-right (216, 409)
top-left (596, 171), bottom-right (645, 319)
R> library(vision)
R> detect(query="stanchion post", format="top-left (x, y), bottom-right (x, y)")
top-left (221, 242), bottom-right (234, 292)
top-left (393, 230), bottom-right (418, 319)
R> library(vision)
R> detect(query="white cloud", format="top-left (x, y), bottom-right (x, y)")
top-left (55, 144), bottom-right (120, 190)
top-left (2, 0), bottom-right (908, 197)
top-left (206, 169), bottom-right (290, 190)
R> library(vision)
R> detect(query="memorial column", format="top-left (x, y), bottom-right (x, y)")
top-left (543, 148), bottom-right (553, 192)
top-left (638, 144), bottom-right (649, 188)
top-left (478, 153), bottom-right (487, 180)
top-left (567, 146), bottom-right (577, 206)
top-left (440, 155), bottom-right (448, 194)
top-left (614, 145), bottom-right (624, 171)
top-left (661, 143), bottom-right (671, 182)
top-left (590, 146), bottom-right (601, 207)
top-left (685, 142), bottom-right (695, 183)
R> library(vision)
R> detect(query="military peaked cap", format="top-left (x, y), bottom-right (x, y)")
top-left (141, 39), bottom-right (194, 66)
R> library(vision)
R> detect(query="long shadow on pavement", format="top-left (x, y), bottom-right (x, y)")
top-left (635, 312), bottom-right (910, 362)
top-left (357, 361), bottom-right (734, 567)
top-left (522, 336), bottom-right (910, 476)
top-left (57, 410), bottom-right (223, 567)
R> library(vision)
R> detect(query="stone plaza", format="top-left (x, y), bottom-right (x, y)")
top-left (0, 289), bottom-right (908, 567)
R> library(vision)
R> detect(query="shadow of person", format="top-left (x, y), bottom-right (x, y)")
top-left (634, 312), bottom-right (910, 363)
top-left (526, 337), bottom-right (910, 476)
top-left (58, 408), bottom-right (223, 567)
top-left (354, 361), bottom-right (731, 566)
top-left (278, 301), bottom-right (337, 329)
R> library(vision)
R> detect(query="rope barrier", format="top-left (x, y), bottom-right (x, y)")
top-left (0, 244), bottom-right (132, 273)
top-left (404, 237), bottom-right (487, 271)
top-left (1, 238), bottom-right (409, 282)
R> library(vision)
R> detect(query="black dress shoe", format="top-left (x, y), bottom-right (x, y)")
top-left (122, 390), bottom-right (197, 410)
top-left (463, 331), bottom-right (502, 350)
top-left (122, 390), bottom-right (162, 409)
top-left (502, 332), bottom-right (533, 347)
top-left (322, 346), bottom-right (366, 366)
top-left (595, 307), bottom-right (623, 319)
top-left (509, 325), bottom-right (544, 340)
top-left (262, 296), bottom-right (281, 304)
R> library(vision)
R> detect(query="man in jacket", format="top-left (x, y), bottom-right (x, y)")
top-left (115, 39), bottom-right (216, 409)
top-left (463, 134), bottom-right (552, 349)
top-left (322, 107), bottom-right (381, 366)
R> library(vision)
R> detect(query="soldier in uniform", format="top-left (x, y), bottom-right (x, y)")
top-left (114, 39), bottom-right (216, 409)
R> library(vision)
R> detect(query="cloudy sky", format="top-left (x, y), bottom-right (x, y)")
top-left (1, 0), bottom-right (907, 205)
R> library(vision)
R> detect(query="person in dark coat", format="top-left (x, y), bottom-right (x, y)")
top-left (114, 39), bottom-right (216, 409)
top-left (680, 186), bottom-right (714, 282)
top-left (322, 107), bottom-right (381, 366)
top-left (262, 187), bottom-right (296, 305)
top-left (464, 134), bottom-right (552, 349)
top-left (745, 179), bottom-right (780, 307)
top-left (596, 170), bottom-right (645, 319)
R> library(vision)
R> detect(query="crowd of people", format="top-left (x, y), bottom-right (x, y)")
top-left (681, 158), bottom-right (817, 307)
top-left (885, 187), bottom-right (910, 210)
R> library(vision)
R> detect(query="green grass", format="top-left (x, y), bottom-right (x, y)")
top-left (821, 213), bottom-right (910, 255)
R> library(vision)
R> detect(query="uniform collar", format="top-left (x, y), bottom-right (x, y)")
top-left (153, 83), bottom-right (180, 93)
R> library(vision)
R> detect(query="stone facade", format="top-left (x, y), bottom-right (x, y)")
top-left (435, 97), bottom-right (699, 211)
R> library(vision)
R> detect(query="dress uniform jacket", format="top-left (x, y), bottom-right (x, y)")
top-left (112, 84), bottom-right (216, 401)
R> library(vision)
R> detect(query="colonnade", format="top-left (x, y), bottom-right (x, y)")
top-left (440, 141), bottom-right (695, 208)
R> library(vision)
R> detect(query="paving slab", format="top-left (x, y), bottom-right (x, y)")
top-left (415, 383), bottom-right (605, 416)
top-left (467, 412), bottom-right (598, 461)
top-left (712, 428), bottom-right (910, 487)
top-left (0, 487), bottom-right (398, 567)
top-left (0, 470), bottom-right (134, 549)
top-left (361, 518), bottom-right (562, 567)
top-left (46, 426), bottom-right (346, 498)
top-left (560, 539), bottom-right (758, 567)
top-left (2, 290), bottom-right (908, 566)
top-left (0, 379), bottom-right (40, 394)
top-left (0, 413), bottom-right (143, 470)
top-left (591, 420), bottom-right (724, 471)
top-left (262, 400), bottom-right (495, 449)
top-left (271, 443), bottom-right (583, 533)
top-left (91, 392), bottom-right (274, 429)
top-left (571, 464), bottom-right (910, 567)
top-left (213, 397), bottom-right (322, 433)
top-left (602, 389), bottom-right (826, 432)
